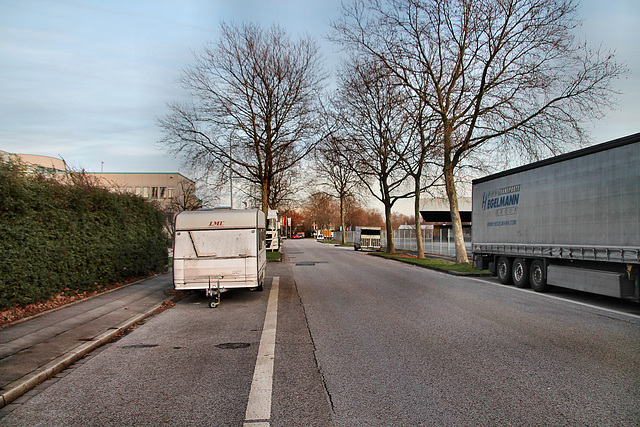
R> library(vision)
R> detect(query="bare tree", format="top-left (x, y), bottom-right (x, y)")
top-left (334, 58), bottom-right (413, 253)
top-left (401, 93), bottom-right (443, 258)
top-left (315, 135), bottom-right (362, 244)
top-left (332, 0), bottom-right (626, 262)
top-left (241, 165), bottom-right (306, 210)
top-left (161, 178), bottom-right (203, 237)
top-left (158, 22), bottom-right (327, 216)
top-left (303, 192), bottom-right (340, 231)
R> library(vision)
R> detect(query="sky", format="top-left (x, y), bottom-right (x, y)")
top-left (1, 0), bottom-right (638, 179)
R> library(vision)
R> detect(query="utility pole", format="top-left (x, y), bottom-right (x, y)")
top-left (229, 137), bottom-right (233, 208)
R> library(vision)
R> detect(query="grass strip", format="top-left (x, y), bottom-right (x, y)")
top-left (371, 252), bottom-right (490, 275)
top-left (267, 251), bottom-right (281, 262)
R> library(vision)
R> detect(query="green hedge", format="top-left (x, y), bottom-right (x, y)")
top-left (0, 160), bottom-right (169, 308)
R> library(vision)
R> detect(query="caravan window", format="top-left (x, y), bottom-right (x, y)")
top-left (190, 229), bottom-right (255, 258)
top-left (259, 229), bottom-right (266, 250)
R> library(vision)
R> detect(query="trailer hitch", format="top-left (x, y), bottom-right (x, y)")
top-left (206, 277), bottom-right (221, 308)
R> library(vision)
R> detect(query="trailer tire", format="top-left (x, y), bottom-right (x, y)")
top-left (497, 257), bottom-right (513, 285)
top-left (512, 258), bottom-right (529, 288)
top-left (251, 277), bottom-right (264, 292)
top-left (530, 260), bottom-right (548, 292)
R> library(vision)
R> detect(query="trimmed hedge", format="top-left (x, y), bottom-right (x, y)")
top-left (0, 160), bottom-right (169, 308)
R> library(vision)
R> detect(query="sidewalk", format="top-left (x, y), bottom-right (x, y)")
top-left (0, 273), bottom-right (174, 408)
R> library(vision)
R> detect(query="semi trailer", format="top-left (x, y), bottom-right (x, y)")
top-left (472, 133), bottom-right (639, 301)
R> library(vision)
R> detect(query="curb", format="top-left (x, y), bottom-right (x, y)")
top-left (368, 252), bottom-right (492, 277)
top-left (0, 301), bottom-right (167, 409)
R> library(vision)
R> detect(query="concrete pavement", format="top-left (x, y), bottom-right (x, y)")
top-left (0, 273), bottom-right (174, 408)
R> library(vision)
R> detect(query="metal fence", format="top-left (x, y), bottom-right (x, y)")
top-left (384, 228), bottom-right (472, 258)
top-left (333, 228), bottom-right (472, 258)
top-left (333, 231), bottom-right (354, 244)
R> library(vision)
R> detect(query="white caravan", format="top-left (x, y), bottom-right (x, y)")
top-left (173, 208), bottom-right (266, 307)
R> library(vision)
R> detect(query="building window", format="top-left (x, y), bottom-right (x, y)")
top-left (142, 187), bottom-right (149, 198)
top-left (167, 187), bottom-right (174, 198)
top-left (152, 187), bottom-right (158, 198)
top-left (135, 187), bottom-right (141, 196)
top-left (159, 187), bottom-right (166, 198)
top-left (126, 186), bottom-right (132, 193)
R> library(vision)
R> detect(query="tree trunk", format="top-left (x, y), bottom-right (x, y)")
top-left (340, 194), bottom-right (346, 245)
top-left (414, 183), bottom-right (424, 259)
top-left (261, 180), bottom-right (269, 216)
top-left (444, 161), bottom-right (469, 263)
top-left (384, 201), bottom-right (395, 254)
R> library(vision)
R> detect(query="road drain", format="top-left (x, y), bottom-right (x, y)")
top-left (121, 344), bottom-right (159, 349)
top-left (216, 342), bottom-right (251, 349)
top-left (296, 262), bottom-right (316, 266)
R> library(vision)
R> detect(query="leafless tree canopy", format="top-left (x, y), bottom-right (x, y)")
top-left (315, 135), bottom-right (362, 243)
top-left (331, 0), bottom-right (626, 262)
top-left (333, 58), bottom-right (415, 253)
top-left (158, 22), bottom-right (327, 214)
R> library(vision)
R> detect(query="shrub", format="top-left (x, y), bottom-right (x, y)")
top-left (0, 160), bottom-right (168, 308)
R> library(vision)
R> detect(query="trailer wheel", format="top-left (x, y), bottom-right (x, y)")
top-left (512, 258), bottom-right (529, 288)
top-left (530, 260), bottom-right (548, 292)
top-left (251, 276), bottom-right (264, 292)
top-left (497, 257), bottom-right (513, 285)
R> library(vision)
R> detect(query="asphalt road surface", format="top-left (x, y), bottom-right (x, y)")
top-left (2, 238), bottom-right (639, 426)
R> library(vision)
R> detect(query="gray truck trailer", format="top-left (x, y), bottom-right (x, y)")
top-left (472, 133), bottom-right (639, 301)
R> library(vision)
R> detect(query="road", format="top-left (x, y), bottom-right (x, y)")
top-left (2, 238), bottom-right (639, 426)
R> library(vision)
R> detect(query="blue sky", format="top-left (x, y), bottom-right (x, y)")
top-left (1, 0), bottom-right (638, 174)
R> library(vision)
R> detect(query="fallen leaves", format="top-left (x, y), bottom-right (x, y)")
top-left (0, 276), bottom-right (146, 327)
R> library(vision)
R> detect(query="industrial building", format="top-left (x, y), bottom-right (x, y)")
top-left (1, 151), bottom-right (200, 210)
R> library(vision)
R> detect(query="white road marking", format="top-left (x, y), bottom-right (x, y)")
top-left (244, 276), bottom-right (279, 426)
top-left (465, 276), bottom-right (640, 320)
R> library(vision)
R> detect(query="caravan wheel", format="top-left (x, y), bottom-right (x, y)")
top-left (251, 276), bottom-right (264, 292)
